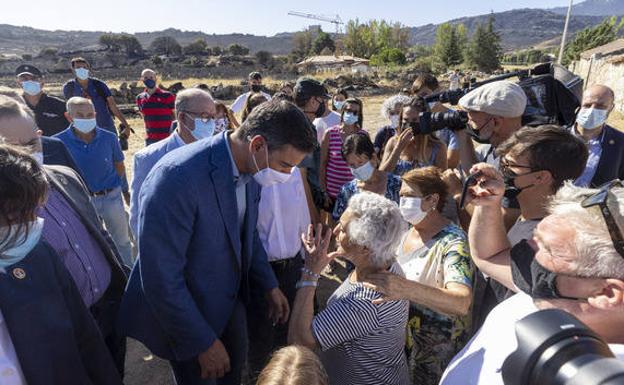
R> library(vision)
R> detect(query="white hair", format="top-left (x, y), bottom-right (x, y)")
top-left (380, 94), bottom-right (411, 120)
top-left (548, 182), bottom-right (624, 279)
top-left (66, 96), bottom-right (94, 116)
top-left (174, 88), bottom-right (214, 115)
top-left (345, 191), bottom-right (407, 268)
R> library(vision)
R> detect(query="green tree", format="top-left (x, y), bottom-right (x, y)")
top-left (562, 16), bottom-right (623, 65)
top-left (465, 15), bottom-right (502, 72)
top-left (228, 43), bottom-right (249, 56)
top-left (370, 47), bottom-right (406, 66)
top-left (183, 38), bottom-right (208, 55)
top-left (432, 23), bottom-right (464, 71)
top-left (343, 19), bottom-right (410, 59)
top-left (99, 33), bottom-right (143, 57)
top-left (311, 31), bottom-right (335, 54)
top-left (291, 29), bottom-right (314, 61)
top-left (150, 36), bottom-right (182, 56)
top-left (211, 46), bottom-right (223, 56)
top-left (255, 50), bottom-right (274, 67)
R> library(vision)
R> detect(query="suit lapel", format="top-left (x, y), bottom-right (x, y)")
top-left (209, 134), bottom-right (242, 266)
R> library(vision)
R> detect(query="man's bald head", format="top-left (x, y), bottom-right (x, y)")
top-left (174, 88), bottom-right (215, 116)
top-left (141, 68), bottom-right (156, 78)
top-left (583, 84), bottom-right (615, 111)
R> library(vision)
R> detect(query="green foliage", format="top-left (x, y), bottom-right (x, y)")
top-left (227, 43), bottom-right (249, 56)
top-left (370, 47), bottom-right (407, 66)
top-left (562, 16), bottom-right (623, 65)
top-left (151, 56), bottom-right (163, 66)
top-left (150, 36), bottom-right (182, 56)
top-left (432, 23), bottom-right (466, 71)
top-left (502, 48), bottom-right (555, 65)
top-left (311, 31), bottom-right (335, 55)
top-left (99, 33), bottom-right (143, 57)
top-left (183, 38), bottom-right (208, 55)
top-left (39, 47), bottom-right (58, 58)
top-left (211, 46), bottom-right (223, 56)
top-left (343, 19), bottom-right (410, 59)
top-left (291, 29), bottom-right (314, 62)
top-left (255, 50), bottom-right (274, 67)
top-left (465, 15), bottom-right (502, 72)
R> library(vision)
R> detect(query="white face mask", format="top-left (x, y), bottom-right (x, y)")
top-left (75, 68), bottom-right (89, 80)
top-left (351, 161), bottom-right (375, 182)
top-left (400, 197), bottom-right (428, 225)
top-left (389, 114), bottom-right (400, 129)
top-left (72, 118), bottom-right (97, 133)
top-left (576, 107), bottom-right (609, 130)
top-left (251, 141), bottom-right (293, 187)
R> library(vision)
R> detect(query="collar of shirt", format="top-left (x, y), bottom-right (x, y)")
top-left (225, 132), bottom-right (251, 187)
top-left (171, 129), bottom-right (185, 147)
top-left (571, 125), bottom-right (606, 145)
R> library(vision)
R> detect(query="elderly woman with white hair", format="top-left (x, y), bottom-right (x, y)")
top-left (374, 94), bottom-right (412, 158)
top-left (288, 191), bottom-right (410, 385)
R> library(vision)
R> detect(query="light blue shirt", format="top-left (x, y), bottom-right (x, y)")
top-left (225, 133), bottom-right (250, 234)
top-left (573, 128), bottom-right (605, 187)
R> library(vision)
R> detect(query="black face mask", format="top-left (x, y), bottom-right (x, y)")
top-left (503, 174), bottom-right (534, 201)
top-left (315, 99), bottom-right (326, 118)
top-left (510, 239), bottom-right (575, 300)
top-left (251, 84), bottom-right (262, 93)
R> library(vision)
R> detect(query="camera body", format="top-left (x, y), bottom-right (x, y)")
top-left (502, 308), bottom-right (624, 385)
top-left (407, 110), bottom-right (469, 136)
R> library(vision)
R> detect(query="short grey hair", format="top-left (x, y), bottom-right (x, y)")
top-left (0, 94), bottom-right (33, 121)
top-left (345, 192), bottom-right (407, 268)
top-left (380, 94), bottom-right (411, 120)
top-left (0, 87), bottom-right (26, 106)
top-left (66, 96), bottom-right (94, 116)
top-left (174, 88), bottom-right (213, 115)
top-left (548, 182), bottom-right (624, 279)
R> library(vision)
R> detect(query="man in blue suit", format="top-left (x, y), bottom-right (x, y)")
top-left (129, 88), bottom-right (216, 237)
top-left (119, 99), bottom-right (318, 384)
top-left (571, 84), bottom-right (624, 187)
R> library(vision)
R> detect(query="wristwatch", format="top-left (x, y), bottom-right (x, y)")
top-left (296, 280), bottom-right (318, 289)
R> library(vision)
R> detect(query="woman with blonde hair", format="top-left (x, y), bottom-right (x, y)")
top-left (256, 346), bottom-right (328, 385)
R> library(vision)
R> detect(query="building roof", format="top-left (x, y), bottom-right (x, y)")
top-left (581, 39), bottom-right (624, 60)
top-left (296, 55), bottom-right (370, 67)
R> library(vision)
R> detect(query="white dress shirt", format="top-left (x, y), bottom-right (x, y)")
top-left (0, 309), bottom-right (26, 385)
top-left (257, 168), bottom-right (311, 261)
top-left (230, 91), bottom-right (272, 114)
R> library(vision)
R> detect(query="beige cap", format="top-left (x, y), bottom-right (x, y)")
top-left (458, 80), bottom-right (527, 118)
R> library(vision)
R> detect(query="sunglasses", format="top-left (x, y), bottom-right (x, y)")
top-left (581, 179), bottom-right (624, 258)
top-left (500, 158), bottom-right (536, 179)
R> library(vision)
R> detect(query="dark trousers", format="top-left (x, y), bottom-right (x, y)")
top-left (90, 293), bottom-right (126, 377)
top-left (171, 300), bottom-right (248, 385)
top-left (246, 254), bottom-right (303, 383)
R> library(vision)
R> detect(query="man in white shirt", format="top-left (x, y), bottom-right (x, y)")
top-left (441, 180), bottom-right (624, 385)
top-left (246, 166), bottom-right (311, 381)
top-left (230, 71), bottom-right (272, 114)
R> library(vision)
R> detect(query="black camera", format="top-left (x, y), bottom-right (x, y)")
top-left (408, 110), bottom-right (469, 136)
top-left (502, 308), bottom-right (624, 385)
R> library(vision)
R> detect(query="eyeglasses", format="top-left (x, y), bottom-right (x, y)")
top-left (182, 110), bottom-right (215, 121)
top-left (581, 180), bottom-right (624, 258)
top-left (500, 158), bottom-right (536, 179)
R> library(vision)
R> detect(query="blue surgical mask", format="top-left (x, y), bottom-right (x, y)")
top-left (343, 112), bottom-right (359, 126)
top-left (143, 79), bottom-right (156, 89)
top-left (0, 217), bottom-right (44, 268)
top-left (390, 115), bottom-right (400, 129)
top-left (334, 100), bottom-right (345, 110)
top-left (21, 80), bottom-right (41, 96)
top-left (351, 161), bottom-right (375, 182)
top-left (73, 118), bottom-right (97, 133)
top-left (191, 118), bottom-right (216, 140)
top-left (75, 68), bottom-right (89, 80)
top-left (576, 107), bottom-right (609, 130)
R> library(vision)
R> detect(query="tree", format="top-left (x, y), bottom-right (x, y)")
top-left (465, 15), bottom-right (502, 72)
top-left (150, 36), bottom-right (182, 56)
top-left (432, 23), bottom-right (464, 71)
top-left (562, 16), bottom-right (623, 65)
top-left (291, 29), bottom-right (314, 61)
top-left (255, 50), bottom-right (274, 67)
top-left (343, 19), bottom-right (410, 59)
top-left (370, 47), bottom-right (406, 66)
top-left (183, 38), bottom-right (208, 55)
top-left (99, 33), bottom-right (143, 57)
top-left (39, 47), bottom-right (58, 58)
top-left (211, 46), bottom-right (223, 56)
top-left (311, 31), bottom-right (335, 55)
top-left (227, 43), bottom-right (249, 56)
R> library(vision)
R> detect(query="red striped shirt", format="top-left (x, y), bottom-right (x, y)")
top-left (136, 88), bottom-right (176, 141)
top-left (325, 126), bottom-right (368, 198)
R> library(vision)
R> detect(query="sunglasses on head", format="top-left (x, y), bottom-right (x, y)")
top-left (581, 179), bottom-right (624, 258)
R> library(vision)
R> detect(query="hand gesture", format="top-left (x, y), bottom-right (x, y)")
top-left (362, 272), bottom-right (409, 305)
top-left (301, 224), bottom-right (339, 275)
top-left (467, 163), bottom-right (505, 207)
top-left (198, 339), bottom-right (230, 379)
top-left (397, 128), bottom-right (415, 150)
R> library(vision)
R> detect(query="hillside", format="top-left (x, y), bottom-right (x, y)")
top-left (550, 0), bottom-right (624, 16)
top-left (0, 7), bottom-right (617, 56)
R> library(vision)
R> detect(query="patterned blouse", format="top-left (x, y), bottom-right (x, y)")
top-left (396, 223), bottom-right (474, 385)
top-left (332, 173), bottom-right (402, 221)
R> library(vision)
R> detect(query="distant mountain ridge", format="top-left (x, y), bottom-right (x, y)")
top-left (0, 1), bottom-right (621, 56)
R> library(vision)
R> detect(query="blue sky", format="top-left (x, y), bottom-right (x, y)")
top-left (5, 0), bottom-right (574, 36)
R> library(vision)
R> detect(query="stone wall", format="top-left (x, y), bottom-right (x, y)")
top-left (570, 55), bottom-right (624, 112)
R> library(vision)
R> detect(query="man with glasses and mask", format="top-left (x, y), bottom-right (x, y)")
top-left (230, 71), bottom-right (272, 114)
top-left (571, 84), bottom-right (624, 188)
top-left (461, 125), bottom-right (588, 330)
top-left (15, 64), bottom-right (69, 136)
top-left (130, 88), bottom-right (215, 238)
top-left (440, 180), bottom-right (624, 385)
top-left (119, 100), bottom-right (317, 385)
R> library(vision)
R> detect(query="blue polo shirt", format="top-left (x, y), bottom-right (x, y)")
top-left (63, 78), bottom-right (115, 132)
top-left (54, 127), bottom-right (124, 193)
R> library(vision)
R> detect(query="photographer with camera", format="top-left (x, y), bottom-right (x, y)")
top-left (439, 176), bottom-right (624, 385)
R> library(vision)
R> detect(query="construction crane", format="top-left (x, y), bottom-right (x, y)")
top-left (287, 11), bottom-right (344, 35)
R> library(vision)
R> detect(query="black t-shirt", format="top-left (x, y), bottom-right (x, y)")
top-left (26, 93), bottom-right (69, 136)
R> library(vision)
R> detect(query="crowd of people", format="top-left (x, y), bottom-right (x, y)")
top-left (1, 57), bottom-right (624, 385)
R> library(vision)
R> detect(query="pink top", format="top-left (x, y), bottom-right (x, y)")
top-left (325, 126), bottom-right (368, 199)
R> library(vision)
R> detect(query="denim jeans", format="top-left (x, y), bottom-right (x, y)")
top-left (92, 187), bottom-right (133, 266)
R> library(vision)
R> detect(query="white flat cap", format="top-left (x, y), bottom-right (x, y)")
top-left (458, 80), bottom-right (527, 118)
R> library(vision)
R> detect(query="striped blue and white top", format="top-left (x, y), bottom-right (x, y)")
top-left (312, 262), bottom-right (410, 385)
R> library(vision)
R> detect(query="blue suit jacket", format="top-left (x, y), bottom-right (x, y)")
top-left (0, 241), bottom-right (121, 385)
top-left (591, 125), bottom-right (624, 187)
top-left (129, 131), bottom-right (185, 237)
top-left (41, 136), bottom-right (80, 175)
top-left (119, 132), bottom-right (278, 361)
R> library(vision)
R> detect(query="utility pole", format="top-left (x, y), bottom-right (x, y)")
top-left (558, 0), bottom-right (574, 65)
